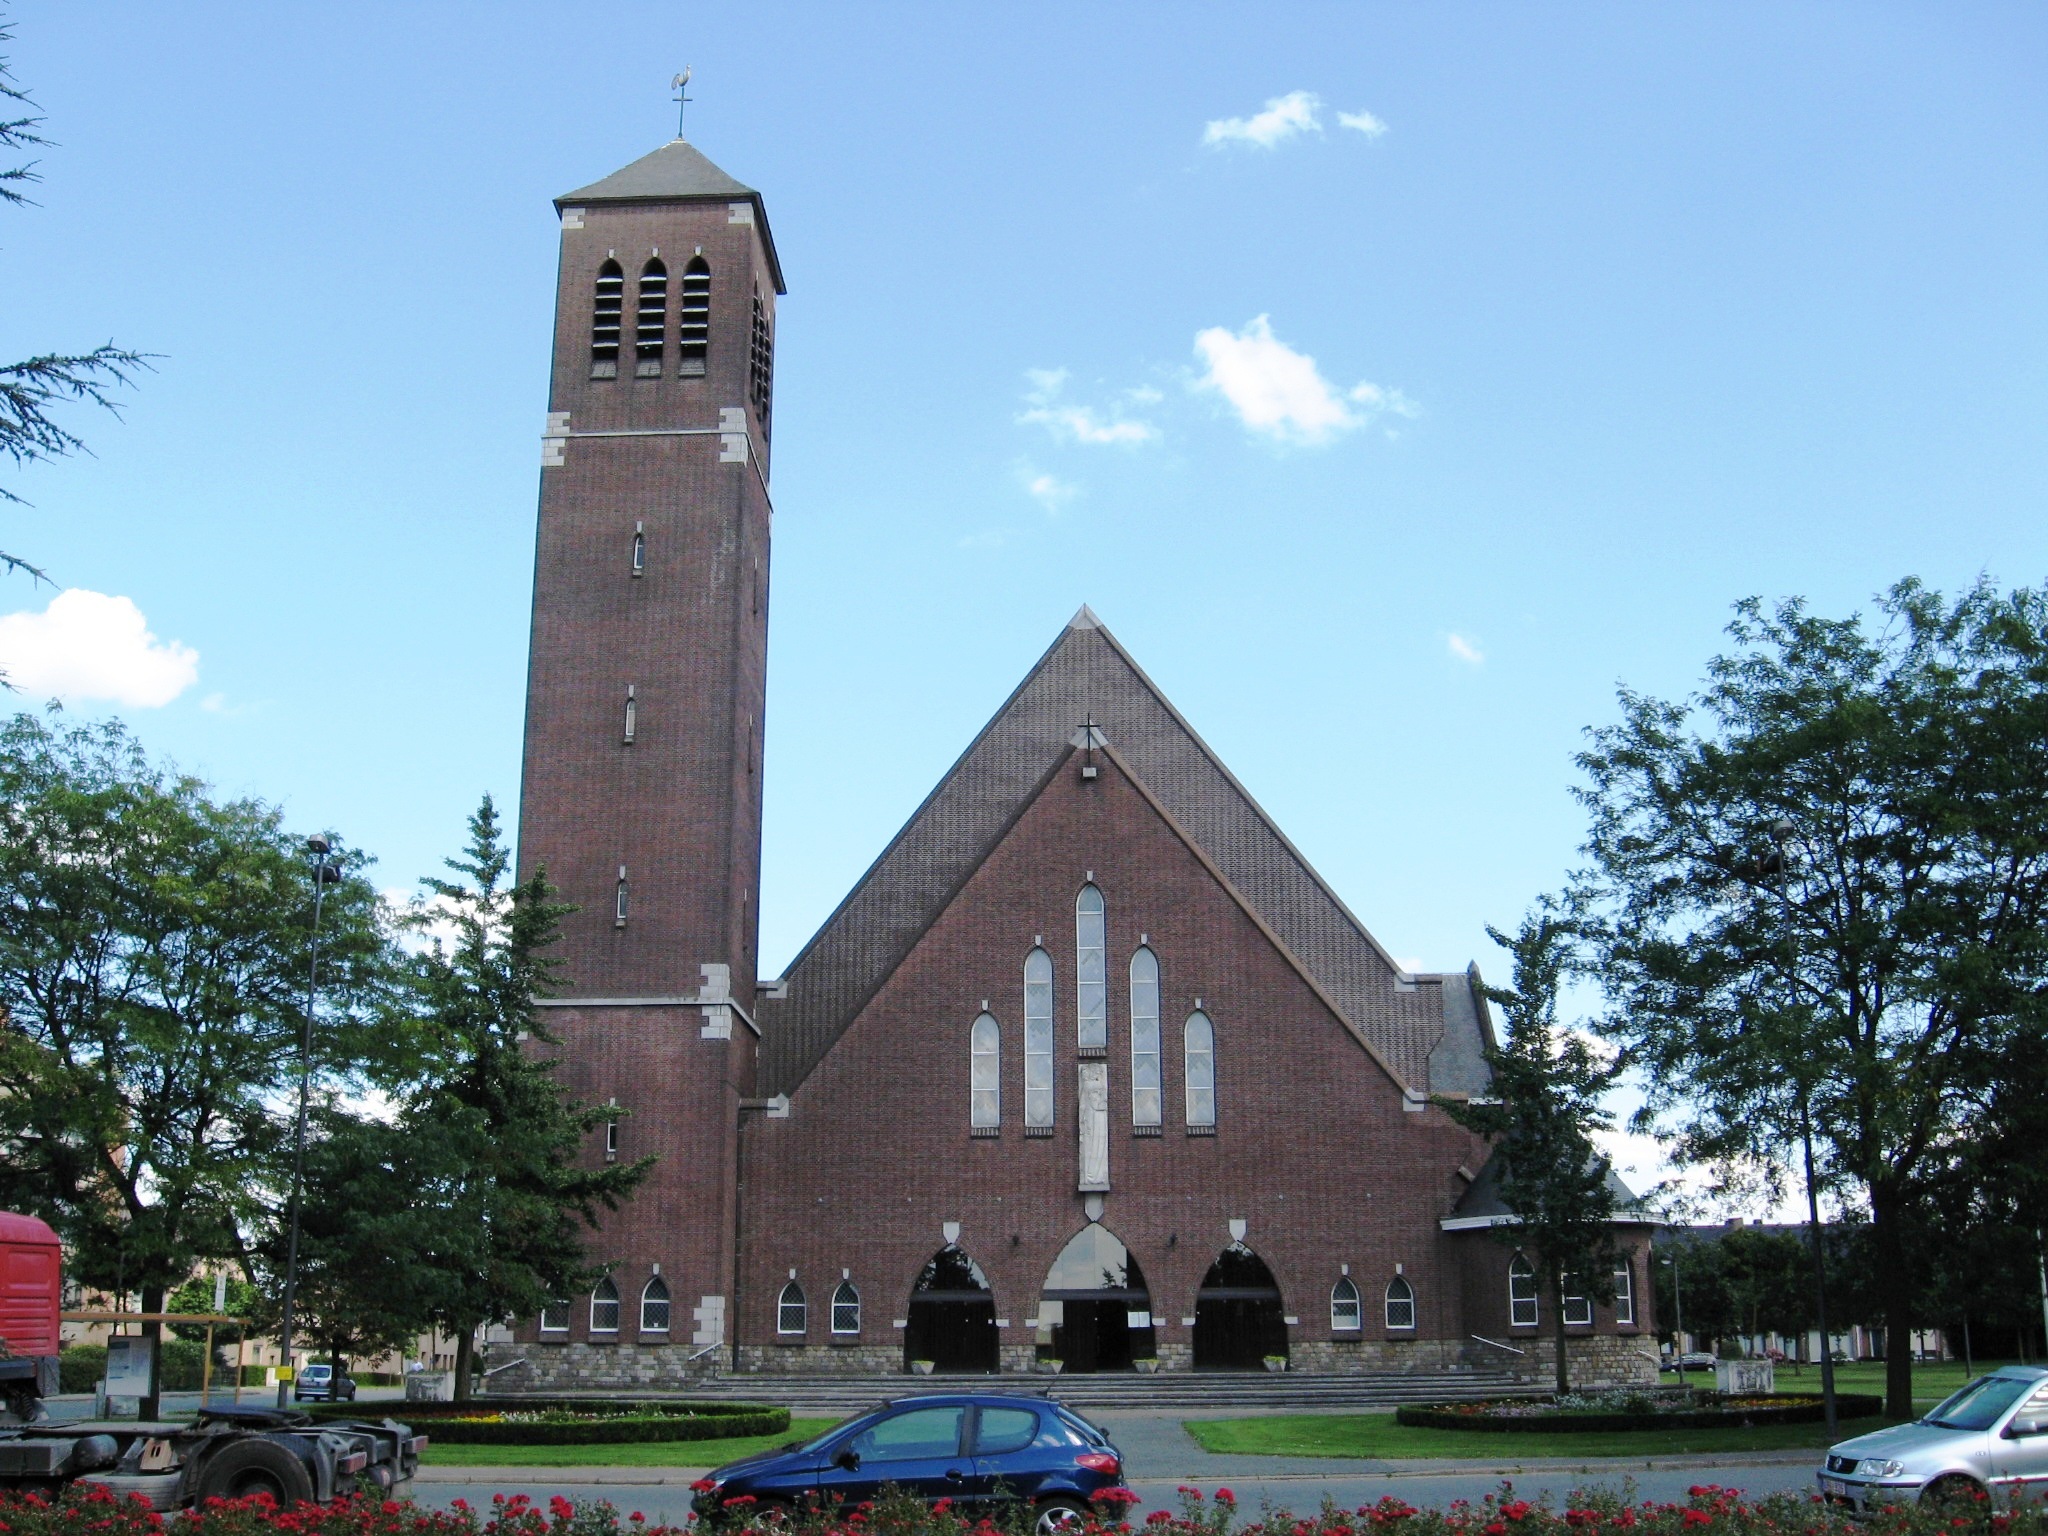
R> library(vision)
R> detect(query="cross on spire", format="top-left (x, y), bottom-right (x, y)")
top-left (671, 67), bottom-right (693, 139)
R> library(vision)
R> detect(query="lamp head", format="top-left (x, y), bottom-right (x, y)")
top-left (307, 835), bottom-right (332, 856)
top-left (1769, 818), bottom-right (1796, 843)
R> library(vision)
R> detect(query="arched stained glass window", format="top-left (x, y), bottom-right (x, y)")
top-left (1129, 947), bottom-right (1160, 1126)
top-left (1330, 1276), bottom-right (1361, 1331)
top-left (777, 1280), bottom-right (807, 1335)
top-left (970, 1011), bottom-right (1001, 1128)
top-left (635, 259), bottom-right (667, 377)
top-left (830, 1280), bottom-right (860, 1335)
top-left (590, 1277), bottom-right (620, 1334)
top-left (1183, 1010), bottom-right (1216, 1127)
top-left (1024, 948), bottom-right (1054, 1128)
top-left (678, 256), bottom-right (710, 375)
top-left (590, 260), bottom-right (623, 378)
top-left (640, 1276), bottom-right (671, 1333)
top-left (1075, 886), bottom-right (1106, 1051)
top-left (1385, 1275), bottom-right (1416, 1330)
top-left (1509, 1254), bottom-right (1538, 1327)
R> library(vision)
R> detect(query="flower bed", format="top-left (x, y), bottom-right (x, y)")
top-left (1396, 1390), bottom-right (1883, 1433)
top-left (302, 1397), bottom-right (790, 1446)
top-left (0, 1479), bottom-right (2041, 1536)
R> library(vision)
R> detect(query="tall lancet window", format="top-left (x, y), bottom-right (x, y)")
top-left (1075, 884), bottom-right (1106, 1051)
top-left (678, 256), bottom-right (710, 376)
top-left (970, 1011), bottom-right (1001, 1130)
top-left (614, 866), bottom-right (629, 928)
top-left (1129, 947), bottom-right (1161, 1126)
top-left (630, 522), bottom-right (645, 576)
top-left (590, 260), bottom-right (623, 378)
top-left (635, 258), bottom-right (667, 377)
top-left (622, 686), bottom-right (637, 744)
top-left (1023, 947), bottom-right (1054, 1129)
top-left (749, 291), bottom-right (774, 426)
top-left (1183, 1010), bottom-right (1216, 1128)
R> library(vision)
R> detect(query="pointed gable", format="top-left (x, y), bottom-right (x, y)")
top-left (758, 613), bottom-right (1487, 1097)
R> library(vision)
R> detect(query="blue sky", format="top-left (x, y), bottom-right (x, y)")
top-left (4, 4), bottom-right (2045, 1193)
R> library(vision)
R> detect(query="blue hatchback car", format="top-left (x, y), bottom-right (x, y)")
top-left (693, 1393), bottom-right (1126, 1532)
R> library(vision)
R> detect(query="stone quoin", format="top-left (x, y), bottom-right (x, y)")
top-left (504, 134), bottom-right (1656, 1390)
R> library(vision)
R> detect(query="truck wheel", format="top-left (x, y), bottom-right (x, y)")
top-left (198, 1439), bottom-right (316, 1505)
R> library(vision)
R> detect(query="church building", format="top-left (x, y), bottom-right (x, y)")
top-left (507, 136), bottom-right (1655, 1389)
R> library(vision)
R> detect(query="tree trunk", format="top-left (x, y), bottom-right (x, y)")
top-left (453, 1325), bottom-right (474, 1403)
top-left (138, 1284), bottom-right (164, 1421)
top-left (1552, 1270), bottom-right (1570, 1396)
top-left (1871, 1185), bottom-right (1915, 1420)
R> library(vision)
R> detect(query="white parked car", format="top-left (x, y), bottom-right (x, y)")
top-left (1819, 1366), bottom-right (2048, 1509)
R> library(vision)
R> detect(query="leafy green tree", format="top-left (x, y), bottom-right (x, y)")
top-left (403, 797), bottom-right (651, 1398)
top-left (165, 1272), bottom-right (268, 1345)
top-left (1575, 579), bottom-right (2048, 1417)
top-left (0, 709), bottom-right (403, 1415)
top-left (1, 15), bottom-right (147, 581)
top-left (1441, 902), bottom-right (1623, 1394)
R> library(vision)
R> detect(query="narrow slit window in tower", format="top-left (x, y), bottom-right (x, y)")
top-left (749, 290), bottom-right (773, 427)
top-left (678, 256), bottom-right (710, 376)
top-left (590, 260), bottom-right (623, 378)
top-left (614, 866), bottom-right (629, 928)
top-left (631, 521), bottom-right (645, 576)
top-left (623, 686), bottom-right (637, 744)
top-left (636, 259), bottom-right (667, 377)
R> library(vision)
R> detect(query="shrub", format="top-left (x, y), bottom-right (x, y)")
top-left (1396, 1391), bottom-right (1885, 1432)
top-left (300, 1396), bottom-right (791, 1446)
top-left (58, 1345), bottom-right (106, 1394)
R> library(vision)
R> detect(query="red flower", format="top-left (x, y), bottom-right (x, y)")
top-left (1215, 1490), bottom-right (1236, 1505)
top-left (1681, 1512), bottom-right (1711, 1527)
top-left (691, 1481), bottom-right (719, 1494)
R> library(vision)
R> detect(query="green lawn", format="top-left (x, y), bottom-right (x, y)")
top-left (1182, 1412), bottom-right (1895, 1462)
top-left (422, 1419), bottom-right (840, 1469)
top-left (1769, 1358), bottom-right (2012, 1409)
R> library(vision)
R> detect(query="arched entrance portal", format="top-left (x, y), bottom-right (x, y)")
top-left (1193, 1243), bottom-right (1287, 1370)
top-left (1038, 1224), bottom-right (1155, 1373)
top-left (904, 1247), bottom-right (999, 1374)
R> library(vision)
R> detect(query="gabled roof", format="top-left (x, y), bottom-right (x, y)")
top-left (555, 139), bottom-right (786, 294)
top-left (757, 609), bottom-right (1490, 1098)
top-left (1442, 1148), bottom-right (1649, 1230)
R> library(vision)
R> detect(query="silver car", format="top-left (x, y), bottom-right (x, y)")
top-left (1819, 1366), bottom-right (2048, 1509)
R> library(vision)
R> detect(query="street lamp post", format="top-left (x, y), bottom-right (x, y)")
top-left (1661, 1251), bottom-right (1690, 1399)
top-left (276, 835), bottom-right (343, 1410)
top-left (1766, 817), bottom-right (1839, 1436)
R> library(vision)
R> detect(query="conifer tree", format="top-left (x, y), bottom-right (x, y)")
top-left (1441, 902), bottom-right (1622, 1394)
top-left (405, 797), bottom-right (650, 1398)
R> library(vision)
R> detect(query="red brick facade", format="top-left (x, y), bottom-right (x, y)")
top-left (505, 140), bottom-right (1657, 1390)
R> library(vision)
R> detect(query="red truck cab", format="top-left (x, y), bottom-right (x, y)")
top-left (0, 1213), bottom-right (62, 1405)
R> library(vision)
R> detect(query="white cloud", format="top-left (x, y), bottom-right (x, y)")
top-left (1191, 315), bottom-right (1415, 445)
top-left (1018, 369), bottom-right (1158, 446)
top-left (1204, 90), bottom-right (1324, 149)
top-left (0, 589), bottom-right (199, 706)
top-left (1022, 470), bottom-right (1078, 511)
top-left (1447, 633), bottom-right (1485, 665)
top-left (1338, 108), bottom-right (1388, 138)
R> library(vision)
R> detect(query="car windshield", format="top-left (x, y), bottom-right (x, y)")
top-left (797, 1411), bottom-right (873, 1454)
top-left (1924, 1374), bottom-right (2036, 1430)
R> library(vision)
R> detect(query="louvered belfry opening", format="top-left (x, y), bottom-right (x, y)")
top-left (678, 257), bottom-right (710, 376)
top-left (590, 260), bottom-right (624, 378)
top-left (749, 291), bottom-right (773, 428)
top-left (635, 258), bottom-right (668, 377)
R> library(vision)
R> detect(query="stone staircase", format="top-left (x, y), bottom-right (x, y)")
top-left (492, 1368), bottom-right (1539, 1416)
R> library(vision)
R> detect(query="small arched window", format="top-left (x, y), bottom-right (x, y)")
top-left (1129, 947), bottom-right (1161, 1126)
top-left (635, 259), bottom-right (668, 377)
top-left (1330, 1276), bottom-right (1361, 1332)
top-left (590, 1277), bottom-right (620, 1334)
top-left (1385, 1275), bottom-right (1416, 1330)
top-left (640, 1276), bottom-right (671, 1333)
top-left (1613, 1259), bottom-right (1635, 1326)
top-left (777, 1280), bottom-right (807, 1335)
top-left (590, 260), bottom-right (623, 378)
top-left (623, 686), bottom-right (637, 744)
top-left (1023, 948), bottom-right (1054, 1128)
top-left (1184, 1010), bottom-right (1216, 1128)
top-left (830, 1280), bottom-right (860, 1335)
top-left (539, 1299), bottom-right (568, 1334)
top-left (614, 866), bottom-right (629, 928)
top-left (1075, 885), bottom-right (1106, 1051)
top-left (970, 1011), bottom-right (1001, 1129)
top-left (1508, 1254), bottom-right (1538, 1328)
top-left (749, 291), bottom-right (773, 426)
top-left (630, 522), bottom-right (645, 575)
top-left (678, 257), bottom-right (710, 376)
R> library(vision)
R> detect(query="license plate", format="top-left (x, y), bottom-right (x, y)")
top-left (1821, 1478), bottom-right (1848, 1498)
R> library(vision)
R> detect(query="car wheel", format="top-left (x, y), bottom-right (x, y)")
top-left (198, 1439), bottom-right (317, 1505)
top-left (738, 1498), bottom-right (794, 1531)
top-left (1035, 1496), bottom-right (1092, 1535)
top-left (1921, 1477), bottom-right (1985, 1510)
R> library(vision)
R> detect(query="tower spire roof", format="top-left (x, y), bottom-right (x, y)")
top-left (556, 139), bottom-right (785, 292)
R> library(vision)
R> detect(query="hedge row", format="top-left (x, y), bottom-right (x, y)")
top-left (58, 1341), bottom-right (214, 1393)
top-left (1395, 1392), bottom-right (1884, 1432)
top-left (304, 1397), bottom-right (791, 1446)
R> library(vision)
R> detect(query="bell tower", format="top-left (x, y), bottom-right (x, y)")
top-left (515, 137), bottom-right (784, 1376)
